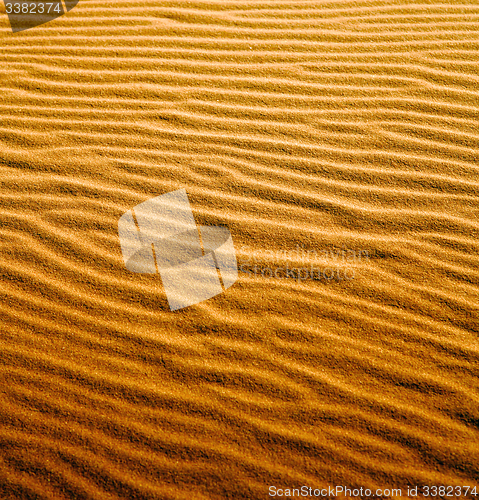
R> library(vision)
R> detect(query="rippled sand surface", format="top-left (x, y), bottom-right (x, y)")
top-left (1, 1), bottom-right (478, 498)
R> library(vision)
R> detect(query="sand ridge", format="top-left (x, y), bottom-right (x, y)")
top-left (0, 1), bottom-right (478, 498)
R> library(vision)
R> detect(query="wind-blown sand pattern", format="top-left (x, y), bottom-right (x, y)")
top-left (0, 1), bottom-right (478, 498)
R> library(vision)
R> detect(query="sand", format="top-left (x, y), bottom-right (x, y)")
top-left (0, 1), bottom-right (478, 499)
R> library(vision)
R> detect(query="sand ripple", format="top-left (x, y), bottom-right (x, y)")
top-left (1, 1), bottom-right (478, 498)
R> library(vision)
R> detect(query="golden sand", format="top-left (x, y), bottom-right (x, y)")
top-left (0, 1), bottom-right (478, 498)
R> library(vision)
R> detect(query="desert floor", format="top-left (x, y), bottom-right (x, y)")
top-left (0, 1), bottom-right (478, 499)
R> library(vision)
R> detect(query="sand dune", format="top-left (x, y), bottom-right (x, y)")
top-left (0, 1), bottom-right (478, 498)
